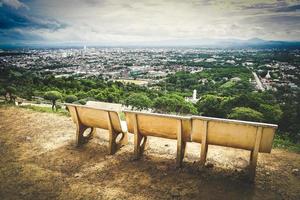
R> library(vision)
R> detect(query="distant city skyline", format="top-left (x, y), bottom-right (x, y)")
top-left (0, 0), bottom-right (300, 47)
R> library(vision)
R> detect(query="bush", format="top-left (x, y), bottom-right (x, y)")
top-left (196, 95), bottom-right (225, 117)
top-left (153, 93), bottom-right (196, 114)
top-left (65, 95), bottom-right (78, 103)
top-left (74, 99), bottom-right (86, 105)
top-left (227, 107), bottom-right (264, 122)
top-left (259, 104), bottom-right (282, 124)
top-left (179, 101), bottom-right (197, 114)
top-left (124, 93), bottom-right (152, 111)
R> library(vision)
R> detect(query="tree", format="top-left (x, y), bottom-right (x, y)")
top-left (179, 101), bottom-right (197, 114)
top-left (74, 99), bottom-right (87, 105)
top-left (124, 93), bottom-right (152, 111)
top-left (153, 94), bottom-right (182, 113)
top-left (153, 93), bottom-right (196, 114)
top-left (65, 95), bottom-right (78, 103)
top-left (259, 104), bottom-right (282, 124)
top-left (76, 91), bottom-right (88, 99)
top-left (95, 92), bottom-right (106, 101)
top-left (196, 95), bottom-right (225, 117)
top-left (44, 91), bottom-right (62, 111)
top-left (0, 87), bottom-right (7, 101)
top-left (227, 107), bottom-right (264, 122)
top-left (6, 86), bottom-right (17, 102)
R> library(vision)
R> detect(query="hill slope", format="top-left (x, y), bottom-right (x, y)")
top-left (0, 106), bottom-right (299, 199)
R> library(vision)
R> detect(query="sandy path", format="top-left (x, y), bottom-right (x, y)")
top-left (0, 106), bottom-right (299, 200)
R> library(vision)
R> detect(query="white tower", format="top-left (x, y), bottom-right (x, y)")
top-left (265, 71), bottom-right (271, 79)
top-left (193, 89), bottom-right (197, 100)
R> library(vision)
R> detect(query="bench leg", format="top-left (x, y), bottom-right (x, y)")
top-left (176, 140), bottom-right (186, 168)
top-left (134, 133), bottom-right (147, 160)
top-left (249, 127), bottom-right (263, 181)
top-left (200, 121), bottom-right (208, 166)
top-left (200, 142), bottom-right (208, 166)
top-left (132, 113), bottom-right (147, 160)
top-left (76, 124), bottom-right (95, 146)
top-left (108, 131), bottom-right (129, 155)
top-left (176, 120), bottom-right (186, 167)
top-left (249, 150), bottom-right (259, 180)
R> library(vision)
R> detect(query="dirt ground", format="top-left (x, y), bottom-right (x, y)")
top-left (0, 106), bottom-right (300, 200)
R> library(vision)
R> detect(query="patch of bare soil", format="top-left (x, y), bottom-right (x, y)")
top-left (0, 106), bottom-right (300, 200)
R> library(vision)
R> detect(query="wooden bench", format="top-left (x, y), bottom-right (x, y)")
top-left (124, 110), bottom-right (277, 179)
top-left (65, 103), bottom-right (128, 154)
top-left (124, 110), bottom-right (191, 167)
top-left (191, 116), bottom-right (277, 179)
top-left (66, 103), bottom-right (277, 179)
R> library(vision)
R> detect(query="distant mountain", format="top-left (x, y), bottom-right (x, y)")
top-left (1, 38), bottom-right (300, 49)
top-left (118, 38), bottom-right (300, 48)
top-left (183, 38), bottom-right (300, 48)
top-left (227, 38), bottom-right (300, 48)
top-left (247, 38), bottom-right (266, 43)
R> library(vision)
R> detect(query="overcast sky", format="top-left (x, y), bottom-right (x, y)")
top-left (0, 0), bottom-right (300, 46)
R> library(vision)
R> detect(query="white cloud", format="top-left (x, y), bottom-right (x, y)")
top-left (0, 0), bottom-right (29, 9)
top-left (5, 0), bottom-right (300, 44)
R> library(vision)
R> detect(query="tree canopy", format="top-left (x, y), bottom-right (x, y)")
top-left (44, 91), bottom-right (62, 111)
top-left (124, 93), bottom-right (152, 111)
top-left (227, 107), bottom-right (264, 122)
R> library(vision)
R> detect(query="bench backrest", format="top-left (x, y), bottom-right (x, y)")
top-left (191, 116), bottom-right (277, 153)
top-left (124, 111), bottom-right (191, 141)
top-left (66, 103), bottom-right (123, 133)
top-left (86, 101), bottom-right (123, 112)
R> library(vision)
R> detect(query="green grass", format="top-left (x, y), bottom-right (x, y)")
top-left (220, 80), bottom-right (236, 89)
top-left (19, 105), bottom-right (69, 116)
top-left (273, 135), bottom-right (300, 153)
top-left (119, 112), bottom-right (126, 120)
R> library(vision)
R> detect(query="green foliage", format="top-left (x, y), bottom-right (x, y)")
top-left (278, 93), bottom-right (300, 142)
top-left (259, 104), bottom-right (282, 124)
top-left (273, 135), bottom-right (300, 153)
top-left (227, 107), bottom-right (264, 122)
top-left (65, 95), bottom-right (78, 103)
top-left (6, 86), bottom-right (16, 93)
top-left (124, 93), bottom-right (152, 111)
top-left (0, 87), bottom-right (6, 99)
top-left (196, 95), bottom-right (225, 117)
top-left (44, 91), bottom-right (62, 101)
top-left (75, 91), bottom-right (88, 99)
top-left (153, 94), bottom-right (196, 114)
top-left (163, 67), bottom-right (253, 95)
top-left (74, 99), bottom-right (87, 105)
top-left (221, 93), bottom-right (262, 111)
top-left (220, 80), bottom-right (236, 89)
top-left (0, 66), bottom-right (298, 144)
top-left (44, 91), bottom-right (62, 111)
top-left (180, 101), bottom-right (197, 114)
top-left (6, 86), bottom-right (17, 102)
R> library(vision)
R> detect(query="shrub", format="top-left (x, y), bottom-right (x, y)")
top-left (227, 107), bottom-right (264, 122)
top-left (124, 93), bottom-right (152, 111)
top-left (65, 95), bottom-right (78, 103)
top-left (196, 95), bottom-right (225, 117)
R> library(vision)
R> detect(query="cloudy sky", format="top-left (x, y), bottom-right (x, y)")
top-left (0, 0), bottom-right (300, 46)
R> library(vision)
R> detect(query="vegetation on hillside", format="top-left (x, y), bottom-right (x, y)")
top-left (0, 66), bottom-right (299, 144)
